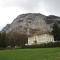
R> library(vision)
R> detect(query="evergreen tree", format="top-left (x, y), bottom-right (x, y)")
top-left (52, 23), bottom-right (60, 41)
top-left (0, 32), bottom-right (7, 48)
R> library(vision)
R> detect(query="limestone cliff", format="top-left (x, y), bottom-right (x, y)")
top-left (2, 13), bottom-right (60, 35)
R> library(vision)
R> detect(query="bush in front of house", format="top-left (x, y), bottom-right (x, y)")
top-left (25, 42), bottom-right (60, 48)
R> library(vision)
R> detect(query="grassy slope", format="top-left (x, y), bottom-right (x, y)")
top-left (0, 48), bottom-right (60, 60)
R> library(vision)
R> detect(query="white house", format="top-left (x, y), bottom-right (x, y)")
top-left (28, 34), bottom-right (54, 45)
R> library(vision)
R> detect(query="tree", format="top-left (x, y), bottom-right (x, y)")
top-left (52, 23), bottom-right (60, 41)
top-left (7, 32), bottom-right (28, 48)
top-left (0, 32), bottom-right (8, 48)
top-left (14, 32), bottom-right (28, 48)
top-left (7, 32), bottom-right (16, 48)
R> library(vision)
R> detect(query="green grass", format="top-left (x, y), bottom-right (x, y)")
top-left (0, 48), bottom-right (60, 60)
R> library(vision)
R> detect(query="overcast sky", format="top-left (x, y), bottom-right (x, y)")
top-left (0, 0), bottom-right (60, 30)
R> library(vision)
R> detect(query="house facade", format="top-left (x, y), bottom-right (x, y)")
top-left (28, 34), bottom-right (54, 45)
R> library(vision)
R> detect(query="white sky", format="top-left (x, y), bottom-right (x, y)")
top-left (0, 0), bottom-right (60, 30)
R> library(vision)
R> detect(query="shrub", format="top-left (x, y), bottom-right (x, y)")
top-left (25, 42), bottom-right (60, 48)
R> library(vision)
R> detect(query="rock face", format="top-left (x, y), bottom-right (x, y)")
top-left (2, 13), bottom-right (60, 35)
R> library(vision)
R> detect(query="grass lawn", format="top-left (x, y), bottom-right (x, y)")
top-left (0, 48), bottom-right (60, 60)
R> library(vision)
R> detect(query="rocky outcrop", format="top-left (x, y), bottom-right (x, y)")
top-left (2, 13), bottom-right (60, 35)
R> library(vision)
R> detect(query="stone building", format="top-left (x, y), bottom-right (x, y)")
top-left (28, 34), bottom-right (54, 45)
